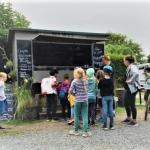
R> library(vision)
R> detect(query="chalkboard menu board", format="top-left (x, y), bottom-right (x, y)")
top-left (17, 40), bottom-right (32, 85)
top-left (33, 43), bottom-right (92, 67)
top-left (92, 43), bottom-right (104, 69)
top-left (0, 84), bottom-right (15, 120)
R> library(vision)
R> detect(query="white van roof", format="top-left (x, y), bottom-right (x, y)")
top-left (136, 63), bottom-right (150, 69)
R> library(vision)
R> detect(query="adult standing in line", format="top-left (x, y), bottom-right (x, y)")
top-left (122, 55), bottom-right (140, 126)
top-left (102, 55), bottom-right (115, 81)
top-left (102, 55), bottom-right (116, 110)
top-left (41, 69), bottom-right (59, 121)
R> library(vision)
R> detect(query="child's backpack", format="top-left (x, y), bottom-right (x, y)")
top-left (59, 90), bottom-right (66, 98)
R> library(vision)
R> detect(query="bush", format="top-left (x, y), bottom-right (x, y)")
top-left (109, 54), bottom-right (126, 87)
top-left (14, 85), bottom-right (33, 120)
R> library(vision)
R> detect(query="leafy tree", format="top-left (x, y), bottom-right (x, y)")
top-left (147, 55), bottom-right (150, 63)
top-left (105, 33), bottom-right (145, 63)
top-left (0, 2), bottom-right (30, 59)
top-left (0, 2), bottom-right (30, 39)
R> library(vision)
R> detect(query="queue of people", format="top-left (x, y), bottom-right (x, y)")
top-left (0, 54), bottom-right (150, 138)
top-left (39, 54), bottom-right (146, 137)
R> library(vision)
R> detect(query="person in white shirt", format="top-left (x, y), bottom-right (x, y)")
top-left (41, 69), bottom-right (58, 121)
top-left (0, 72), bottom-right (8, 129)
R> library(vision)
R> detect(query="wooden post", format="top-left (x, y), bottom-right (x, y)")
top-left (139, 90), bottom-right (142, 105)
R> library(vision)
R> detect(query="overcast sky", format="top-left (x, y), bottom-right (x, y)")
top-left (2, 0), bottom-right (150, 56)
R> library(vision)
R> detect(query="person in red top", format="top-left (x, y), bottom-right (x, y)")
top-left (41, 69), bottom-right (59, 121)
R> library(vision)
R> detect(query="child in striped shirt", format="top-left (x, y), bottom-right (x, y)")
top-left (69, 67), bottom-right (91, 137)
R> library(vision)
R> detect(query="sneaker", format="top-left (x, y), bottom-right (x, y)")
top-left (82, 131), bottom-right (92, 137)
top-left (46, 119), bottom-right (51, 122)
top-left (110, 125), bottom-right (115, 130)
top-left (67, 119), bottom-right (74, 125)
top-left (102, 125), bottom-right (108, 130)
top-left (51, 119), bottom-right (57, 123)
top-left (127, 121), bottom-right (138, 127)
top-left (121, 118), bottom-right (131, 124)
top-left (69, 130), bottom-right (80, 136)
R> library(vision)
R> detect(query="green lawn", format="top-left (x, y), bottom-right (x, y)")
top-left (116, 105), bottom-right (145, 113)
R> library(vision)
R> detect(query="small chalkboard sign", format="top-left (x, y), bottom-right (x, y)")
top-left (92, 43), bottom-right (104, 69)
top-left (17, 40), bottom-right (32, 85)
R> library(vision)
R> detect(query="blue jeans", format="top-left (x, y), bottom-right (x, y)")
top-left (71, 107), bottom-right (74, 118)
top-left (102, 96), bottom-right (114, 126)
top-left (0, 99), bottom-right (8, 114)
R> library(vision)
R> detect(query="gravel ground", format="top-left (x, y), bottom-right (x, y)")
top-left (0, 118), bottom-right (150, 150)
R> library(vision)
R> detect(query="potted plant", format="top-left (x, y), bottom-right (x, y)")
top-left (14, 79), bottom-right (33, 120)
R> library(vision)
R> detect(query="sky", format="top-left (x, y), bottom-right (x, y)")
top-left (2, 0), bottom-right (150, 56)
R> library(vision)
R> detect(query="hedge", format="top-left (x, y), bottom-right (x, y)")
top-left (109, 54), bottom-right (126, 88)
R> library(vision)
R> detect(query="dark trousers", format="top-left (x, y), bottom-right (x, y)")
top-left (124, 89), bottom-right (137, 119)
top-left (46, 94), bottom-right (57, 119)
top-left (60, 96), bottom-right (71, 118)
top-left (88, 102), bottom-right (96, 124)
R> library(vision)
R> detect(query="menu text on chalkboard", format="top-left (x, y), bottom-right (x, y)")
top-left (17, 40), bottom-right (32, 85)
top-left (92, 43), bottom-right (104, 69)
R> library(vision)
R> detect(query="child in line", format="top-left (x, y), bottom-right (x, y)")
top-left (59, 74), bottom-right (71, 120)
top-left (41, 69), bottom-right (59, 121)
top-left (86, 68), bottom-right (97, 126)
top-left (98, 66), bottom-right (115, 130)
top-left (69, 67), bottom-right (91, 137)
top-left (67, 92), bottom-right (75, 125)
top-left (96, 70), bottom-right (105, 123)
top-left (0, 72), bottom-right (8, 129)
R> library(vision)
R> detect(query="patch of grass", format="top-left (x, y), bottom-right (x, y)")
top-left (116, 107), bottom-right (125, 113)
top-left (0, 130), bottom-right (21, 137)
top-left (137, 105), bottom-right (145, 110)
top-left (0, 119), bottom-right (41, 126)
top-left (136, 91), bottom-right (145, 104)
top-left (116, 105), bottom-right (145, 114)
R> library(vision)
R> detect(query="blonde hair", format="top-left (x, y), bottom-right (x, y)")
top-left (0, 72), bottom-right (7, 78)
top-left (102, 55), bottom-right (111, 61)
top-left (73, 67), bottom-right (86, 80)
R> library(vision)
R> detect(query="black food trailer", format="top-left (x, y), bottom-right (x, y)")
top-left (8, 28), bottom-right (109, 119)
